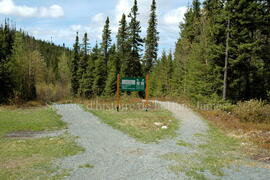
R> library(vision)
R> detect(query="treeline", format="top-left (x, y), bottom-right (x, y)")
top-left (151, 0), bottom-right (270, 103)
top-left (70, 0), bottom-right (159, 97)
top-left (0, 20), bottom-right (72, 103)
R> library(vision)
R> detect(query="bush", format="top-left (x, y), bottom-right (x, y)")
top-left (36, 82), bottom-right (71, 102)
top-left (233, 100), bottom-right (270, 123)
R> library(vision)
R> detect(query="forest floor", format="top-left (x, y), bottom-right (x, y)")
top-left (54, 101), bottom-right (270, 180)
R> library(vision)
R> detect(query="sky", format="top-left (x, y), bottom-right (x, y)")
top-left (0, 0), bottom-right (191, 56)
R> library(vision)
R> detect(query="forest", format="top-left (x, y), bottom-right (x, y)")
top-left (0, 0), bottom-right (270, 104)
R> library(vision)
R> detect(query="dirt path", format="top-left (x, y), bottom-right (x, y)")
top-left (53, 102), bottom-right (270, 180)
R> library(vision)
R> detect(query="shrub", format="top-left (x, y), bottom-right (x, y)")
top-left (233, 100), bottom-right (270, 123)
top-left (36, 82), bottom-right (71, 102)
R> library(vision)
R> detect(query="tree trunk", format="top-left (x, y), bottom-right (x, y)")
top-left (223, 19), bottom-right (230, 100)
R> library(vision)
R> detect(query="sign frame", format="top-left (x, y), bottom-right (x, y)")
top-left (120, 77), bottom-right (146, 92)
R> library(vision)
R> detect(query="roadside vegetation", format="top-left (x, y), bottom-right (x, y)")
top-left (0, 107), bottom-right (84, 179)
top-left (199, 100), bottom-right (270, 154)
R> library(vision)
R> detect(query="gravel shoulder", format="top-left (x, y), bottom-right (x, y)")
top-left (53, 102), bottom-right (270, 180)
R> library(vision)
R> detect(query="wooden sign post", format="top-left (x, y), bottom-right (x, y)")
top-left (145, 74), bottom-right (149, 111)
top-left (116, 73), bottom-right (121, 112)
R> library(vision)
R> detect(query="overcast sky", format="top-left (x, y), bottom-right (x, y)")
top-left (0, 0), bottom-right (191, 56)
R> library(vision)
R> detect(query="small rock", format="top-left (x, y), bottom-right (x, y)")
top-left (154, 122), bottom-right (162, 126)
top-left (161, 126), bottom-right (168, 129)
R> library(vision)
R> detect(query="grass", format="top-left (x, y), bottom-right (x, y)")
top-left (87, 107), bottom-right (179, 143)
top-left (0, 107), bottom-right (67, 137)
top-left (162, 122), bottom-right (242, 179)
top-left (176, 140), bottom-right (193, 147)
top-left (79, 164), bottom-right (94, 169)
top-left (0, 106), bottom-right (84, 180)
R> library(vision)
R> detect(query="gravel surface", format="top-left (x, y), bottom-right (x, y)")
top-left (53, 102), bottom-right (270, 180)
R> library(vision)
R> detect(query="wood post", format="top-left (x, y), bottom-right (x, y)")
top-left (145, 74), bottom-right (149, 111)
top-left (116, 73), bottom-right (121, 111)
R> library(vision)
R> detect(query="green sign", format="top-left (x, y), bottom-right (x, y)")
top-left (121, 78), bottom-right (145, 91)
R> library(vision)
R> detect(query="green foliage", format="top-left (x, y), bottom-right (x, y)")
top-left (78, 33), bottom-right (90, 96)
top-left (101, 17), bottom-right (112, 72)
top-left (127, 0), bottom-right (143, 77)
top-left (144, 0), bottom-right (159, 73)
top-left (117, 14), bottom-right (129, 77)
top-left (150, 0), bottom-right (270, 104)
top-left (104, 45), bottom-right (119, 96)
top-left (71, 32), bottom-right (80, 96)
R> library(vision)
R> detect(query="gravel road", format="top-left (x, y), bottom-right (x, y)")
top-left (53, 102), bottom-right (270, 180)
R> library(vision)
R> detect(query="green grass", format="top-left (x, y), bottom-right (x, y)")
top-left (79, 164), bottom-right (94, 169)
top-left (176, 140), bottom-right (193, 147)
top-left (0, 107), bottom-right (67, 137)
top-left (162, 123), bottom-right (242, 179)
top-left (0, 106), bottom-right (84, 180)
top-left (88, 108), bottom-right (179, 143)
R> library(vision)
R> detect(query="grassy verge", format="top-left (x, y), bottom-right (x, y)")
top-left (86, 107), bottom-right (179, 143)
top-left (0, 107), bottom-right (67, 137)
top-left (0, 106), bottom-right (84, 180)
top-left (162, 122), bottom-right (242, 179)
top-left (199, 109), bottom-right (270, 155)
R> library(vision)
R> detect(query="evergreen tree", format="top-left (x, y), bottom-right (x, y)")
top-left (78, 32), bottom-right (90, 96)
top-left (225, 0), bottom-right (270, 101)
top-left (144, 0), bottom-right (159, 73)
top-left (71, 32), bottom-right (80, 96)
top-left (104, 45), bottom-right (119, 96)
top-left (80, 43), bottom-right (99, 98)
top-left (127, 0), bottom-right (143, 77)
top-left (93, 45), bottom-right (106, 96)
top-left (117, 14), bottom-right (129, 76)
top-left (101, 17), bottom-right (112, 73)
top-left (0, 21), bottom-right (14, 103)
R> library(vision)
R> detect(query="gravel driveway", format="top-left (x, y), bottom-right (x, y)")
top-left (53, 102), bottom-right (270, 180)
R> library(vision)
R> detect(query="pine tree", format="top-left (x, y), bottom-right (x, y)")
top-left (71, 32), bottom-right (80, 96)
top-left (117, 14), bottom-right (129, 77)
top-left (127, 0), bottom-right (143, 77)
top-left (104, 45), bottom-right (119, 96)
top-left (101, 17), bottom-right (112, 74)
top-left (78, 32), bottom-right (90, 96)
top-left (0, 21), bottom-right (15, 103)
top-left (144, 0), bottom-right (159, 73)
top-left (93, 45), bottom-right (106, 96)
top-left (225, 0), bottom-right (270, 101)
top-left (80, 43), bottom-right (100, 97)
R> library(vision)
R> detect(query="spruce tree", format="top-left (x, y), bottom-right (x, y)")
top-left (127, 0), bottom-right (143, 77)
top-left (101, 17), bottom-right (112, 73)
top-left (93, 45), bottom-right (106, 96)
top-left (225, 0), bottom-right (270, 101)
top-left (71, 32), bottom-right (80, 96)
top-left (144, 0), bottom-right (159, 74)
top-left (117, 14), bottom-right (129, 77)
top-left (80, 43), bottom-right (100, 97)
top-left (104, 45), bottom-right (119, 96)
top-left (0, 21), bottom-right (14, 103)
top-left (78, 32), bottom-right (90, 96)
